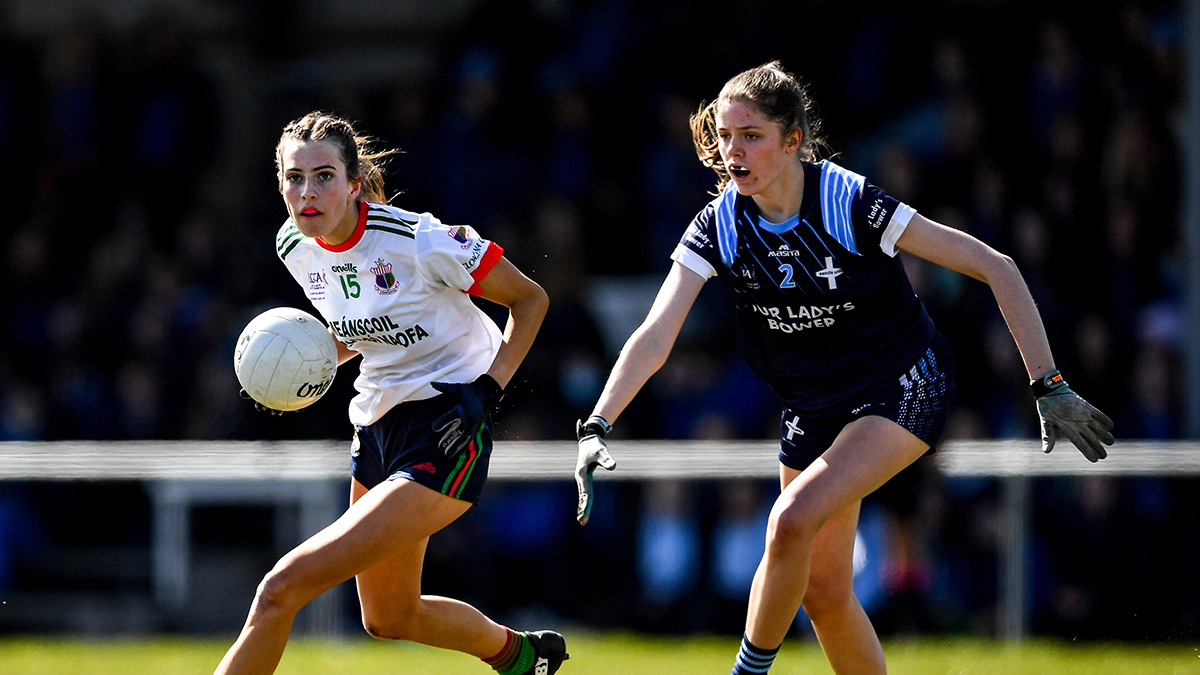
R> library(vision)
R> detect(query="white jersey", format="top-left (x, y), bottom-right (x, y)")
top-left (276, 202), bottom-right (504, 426)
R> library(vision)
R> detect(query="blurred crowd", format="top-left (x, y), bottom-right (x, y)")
top-left (0, 0), bottom-right (1196, 640)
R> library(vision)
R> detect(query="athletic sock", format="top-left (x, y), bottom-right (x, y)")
top-left (729, 634), bottom-right (781, 675)
top-left (483, 628), bottom-right (535, 675)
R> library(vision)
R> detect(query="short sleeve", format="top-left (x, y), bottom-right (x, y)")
top-left (417, 217), bottom-right (504, 295)
top-left (851, 181), bottom-right (916, 258)
top-left (671, 200), bottom-right (725, 279)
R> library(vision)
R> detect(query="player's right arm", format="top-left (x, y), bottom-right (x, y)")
top-left (575, 261), bottom-right (707, 524)
top-left (332, 332), bottom-right (359, 366)
top-left (591, 262), bottom-right (707, 423)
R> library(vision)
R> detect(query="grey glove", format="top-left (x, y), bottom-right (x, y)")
top-left (575, 415), bottom-right (616, 525)
top-left (1033, 370), bottom-right (1115, 463)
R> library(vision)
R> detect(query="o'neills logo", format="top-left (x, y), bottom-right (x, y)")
top-left (371, 258), bottom-right (398, 295)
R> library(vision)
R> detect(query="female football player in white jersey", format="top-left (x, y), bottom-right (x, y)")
top-left (572, 62), bottom-right (1114, 675)
top-left (214, 112), bottom-right (564, 675)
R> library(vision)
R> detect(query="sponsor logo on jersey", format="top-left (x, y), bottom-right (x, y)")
top-left (448, 226), bottom-right (472, 249)
top-left (331, 262), bottom-right (358, 274)
top-left (461, 240), bottom-right (485, 271)
top-left (308, 271), bottom-right (329, 300)
top-left (371, 258), bottom-right (398, 295)
top-left (816, 256), bottom-right (843, 289)
top-left (768, 245), bottom-right (802, 257)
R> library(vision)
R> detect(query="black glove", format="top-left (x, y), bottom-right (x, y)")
top-left (575, 414), bottom-right (616, 525)
top-left (1032, 369), bottom-right (1115, 463)
top-left (240, 388), bottom-right (284, 416)
top-left (431, 374), bottom-right (504, 457)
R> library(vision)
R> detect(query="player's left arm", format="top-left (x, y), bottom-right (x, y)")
top-left (897, 213), bottom-right (1052, 379)
top-left (896, 213), bottom-right (1114, 461)
top-left (474, 256), bottom-right (549, 388)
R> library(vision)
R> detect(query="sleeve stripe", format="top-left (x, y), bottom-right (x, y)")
top-left (276, 224), bottom-right (303, 260)
top-left (465, 241), bottom-right (505, 296)
top-left (367, 214), bottom-right (417, 230)
top-left (364, 223), bottom-right (416, 239)
top-left (671, 243), bottom-right (718, 279)
top-left (819, 161), bottom-right (864, 255)
top-left (880, 202), bottom-right (916, 257)
top-left (714, 185), bottom-right (740, 269)
top-left (279, 237), bottom-right (302, 260)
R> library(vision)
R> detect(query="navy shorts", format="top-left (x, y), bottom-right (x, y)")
top-left (351, 393), bottom-right (492, 503)
top-left (779, 333), bottom-right (955, 471)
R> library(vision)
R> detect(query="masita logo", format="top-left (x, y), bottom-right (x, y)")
top-left (371, 258), bottom-right (398, 295)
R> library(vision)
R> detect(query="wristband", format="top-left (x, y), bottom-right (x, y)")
top-left (577, 414), bottom-right (612, 440)
top-left (1030, 369), bottom-right (1067, 398)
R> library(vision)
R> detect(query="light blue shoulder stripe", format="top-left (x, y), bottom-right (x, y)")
top-left (713, 184), bottom-right (740, 269)
top-left (820, 161), bottom-right (865, 255)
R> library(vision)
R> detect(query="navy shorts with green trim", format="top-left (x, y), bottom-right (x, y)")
top-left (351, 393), bottom-right (492, 503)
top-left (779, 333), bottom-right (955, 471)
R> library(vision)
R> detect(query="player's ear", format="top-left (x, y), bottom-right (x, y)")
top-left (785, 128), bottom-right (802, 154)
top-left (348, 179), bottom-right (362, 201)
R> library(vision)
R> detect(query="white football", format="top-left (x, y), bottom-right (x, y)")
top-left (233, 307), bottom-right (338, 412)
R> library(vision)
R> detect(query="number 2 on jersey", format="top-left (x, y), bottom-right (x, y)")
top-left (338, 273), bottom-right (361, 299)
top-left (777, 263), bottom-right (796, 289)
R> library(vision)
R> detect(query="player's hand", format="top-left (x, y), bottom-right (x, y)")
top-left (240, 388), bottom-right (284, 416)
top-left (575, 415), bottom-right (616, 525)
top-left (1033, 371), bottom-right (1114, 463)
top-left (431, 375), bottom-right (504, 457)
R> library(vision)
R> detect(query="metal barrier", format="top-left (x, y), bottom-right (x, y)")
top-left (1, 439), bottom-right (1194, 638)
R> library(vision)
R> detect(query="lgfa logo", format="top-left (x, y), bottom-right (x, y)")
top-left (371, 258), bottom-right (398, 295)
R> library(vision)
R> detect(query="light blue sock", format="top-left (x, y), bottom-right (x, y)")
top-left (730, 634), bottom-right (780, 674)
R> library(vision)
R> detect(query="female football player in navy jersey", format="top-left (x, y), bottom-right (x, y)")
top-left (574, 62), bottom-right (1113, 675)
top-left (214, 112), bottom-right (565, 675)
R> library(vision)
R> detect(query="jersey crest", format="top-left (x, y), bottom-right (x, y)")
top-left (448, 226), bottom-right (471, 248)
top-left (371, 258), bottom-right (398, 295)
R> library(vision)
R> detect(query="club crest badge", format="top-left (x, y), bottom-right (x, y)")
top-left (448, 226), bottom-right (472, 249)
top-left (371, 258), bottom-right (398, 295)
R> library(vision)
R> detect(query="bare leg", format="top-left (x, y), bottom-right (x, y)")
top-left (744, 416), bottom-right (929, 674)
top-left (214, 478), bottom-right (473, 675)
top-left (353, 478), bottom-right (508, 657)
top-left (802, 499), bottom-right (886, 674)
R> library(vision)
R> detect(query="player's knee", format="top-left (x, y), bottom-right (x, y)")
top-left (362, 613), bottom-right (417, 641)
top-left (252, 562), bottom-right (314, 618)
top-left (767, 502), bottom-right (821, 554)
top-left (361, 601), bottom-right (422, 641)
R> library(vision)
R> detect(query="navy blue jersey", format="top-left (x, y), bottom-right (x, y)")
top-left (672, 160), bottom-right (938, 413)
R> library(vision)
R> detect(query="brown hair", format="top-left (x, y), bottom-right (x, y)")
top-left (689, 61), bottom-right (829, 193)
top-left (275, 111), bottom-right (397, 204)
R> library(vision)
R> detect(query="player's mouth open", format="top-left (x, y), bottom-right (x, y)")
top-left (300, 208), bottom-right (321, 217)
top-left (730, 165), bottom-right (750, 178)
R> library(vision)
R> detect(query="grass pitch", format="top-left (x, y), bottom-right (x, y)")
top-left (0, 633), bottom-right (1197, 674)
